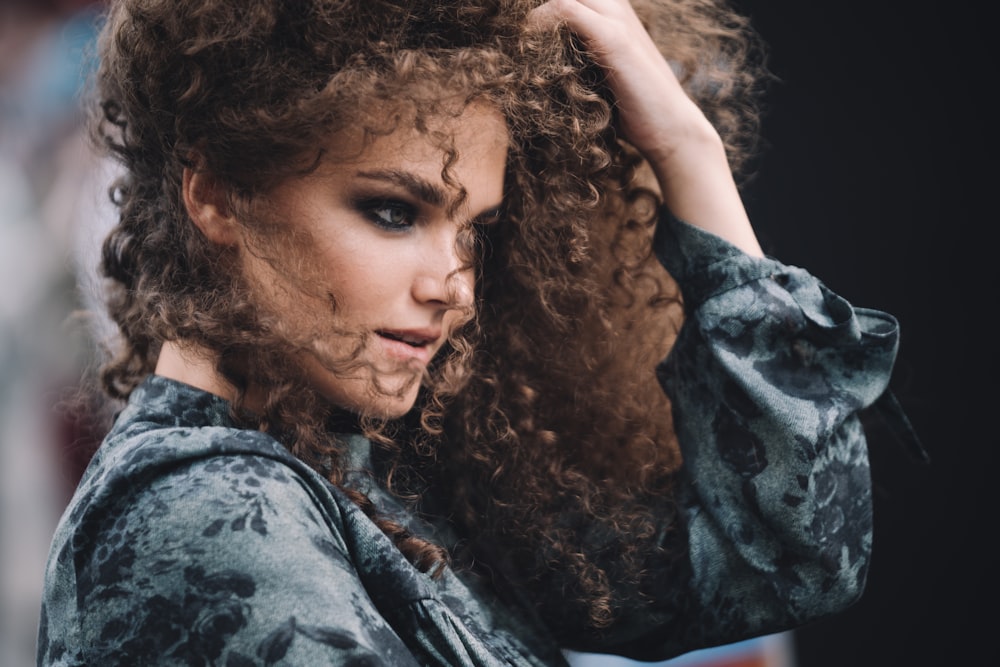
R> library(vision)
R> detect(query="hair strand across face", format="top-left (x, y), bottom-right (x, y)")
top-left (91, 0), bottom-right (767, 630)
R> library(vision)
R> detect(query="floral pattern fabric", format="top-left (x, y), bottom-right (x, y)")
top-left (37, 212), bottom-right (900, 666)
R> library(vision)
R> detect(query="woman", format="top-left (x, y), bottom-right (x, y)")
top-left (37, 0), bottom-right (902, 665)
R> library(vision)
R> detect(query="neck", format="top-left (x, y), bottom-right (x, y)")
top-left (155, 340), bottom-right (236, 401)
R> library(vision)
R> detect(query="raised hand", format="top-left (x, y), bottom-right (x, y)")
top-left (529, 0), bottom-right (764, 256)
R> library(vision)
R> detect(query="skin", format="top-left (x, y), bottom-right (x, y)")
top-left (158, 0), bottom-right (764, 418)
top-left (157, 102), bottom-right (508, 417)
top-left (530, 0), bottom-right (764, 257)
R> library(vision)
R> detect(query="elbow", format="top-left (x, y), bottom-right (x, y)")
top-left (799, 470), bottom-right (873, 617)
top-left (789, 425), bottom-right (873, 618)
top-left (780, 524), bottom-right (871, 623)
top-left (803, 540), bottom-right (871, 621)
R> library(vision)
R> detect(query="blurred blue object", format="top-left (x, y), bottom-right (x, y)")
top-left (564, 632), bottom-right (796, 667)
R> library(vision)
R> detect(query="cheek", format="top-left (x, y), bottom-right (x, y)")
top-left (317, 245), bottom-right (401, 311)
top-left (451, 269), bottom-right (475, 306)
top-left (445, 273), bottom-right (476, 330)
top-left (239, 236), bottom-right (348, 335)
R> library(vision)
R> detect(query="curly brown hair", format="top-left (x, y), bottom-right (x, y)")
top-left (90, 0), bottom-right (767, 634)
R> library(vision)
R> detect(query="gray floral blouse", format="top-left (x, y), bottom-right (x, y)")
top-left (37, 213), bottom-right (902, 666)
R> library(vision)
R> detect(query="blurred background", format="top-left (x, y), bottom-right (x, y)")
top-left (2, 2), bottom-right (109, 666)
top-left (0, 0), bottom-right (990, 666)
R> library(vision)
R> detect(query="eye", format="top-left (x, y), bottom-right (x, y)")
top-left (362, 199), bottom-right (417, 230)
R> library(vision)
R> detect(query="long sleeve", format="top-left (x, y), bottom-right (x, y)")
top-left (567, 211), bottom-right (897, 659)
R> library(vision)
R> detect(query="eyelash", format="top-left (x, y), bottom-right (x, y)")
top-left (358, 197), bottom-right (503, 234)
top-left (359, 199), bottom-right (418, 231)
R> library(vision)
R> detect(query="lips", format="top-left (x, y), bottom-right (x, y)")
top-left (376, 329), bottom-right (438, 347)
top-left (374, 328), bottom-right (440, 365)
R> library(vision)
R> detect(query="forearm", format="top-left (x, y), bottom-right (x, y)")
top-left (644, 114), bottom-right (764, 258)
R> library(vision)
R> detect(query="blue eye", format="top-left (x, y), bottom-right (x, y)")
top-left (363, 200), bottom-right (416, 230)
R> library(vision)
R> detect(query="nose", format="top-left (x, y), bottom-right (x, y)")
top-left (410, 226), bottom-right (474, 309)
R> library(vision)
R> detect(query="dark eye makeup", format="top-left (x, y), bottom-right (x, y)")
top-left (357, 198), bottom-right (418, 231)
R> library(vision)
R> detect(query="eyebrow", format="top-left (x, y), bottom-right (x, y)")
top-left (354, 169), bottom-right (448, 208)
top-left (354, 168), bottom-right (504, 221)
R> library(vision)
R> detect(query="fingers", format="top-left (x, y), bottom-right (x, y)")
top-left (525, 2), bottom-right (763, 257)
top-left (529, 0), bottom-right (635, 25)
top-left (528, 0), bottom-right (666, 77)
top-left (527, 0), bottom-right (599, 31)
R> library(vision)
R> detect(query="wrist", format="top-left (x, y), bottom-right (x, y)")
top-left (642, 111), bottom-right (727, 188)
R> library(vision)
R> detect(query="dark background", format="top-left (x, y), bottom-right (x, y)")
top-left (733, 1), bottom-right (992, 665)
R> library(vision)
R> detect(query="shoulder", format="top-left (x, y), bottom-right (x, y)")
top-left (75, 421), bottom-right (348, 553)
top-left (40, 386), bottom-right (391, 664)
top-left (55, 420), bottom-right (356, 606)
top-left (54, 428), bottom-right (358, 650)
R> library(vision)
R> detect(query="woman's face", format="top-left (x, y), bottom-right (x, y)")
top-left (242, 102), bottom-right (508, 418)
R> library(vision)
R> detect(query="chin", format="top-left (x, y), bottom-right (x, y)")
top-left (361, 393), bottom-right (419, 420)
top-left (320, 377), bottom-right (421, 421)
